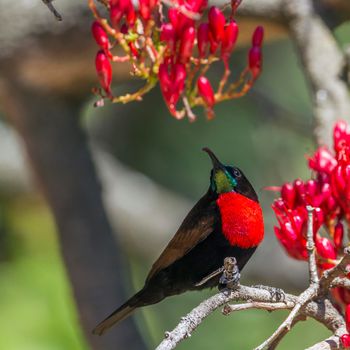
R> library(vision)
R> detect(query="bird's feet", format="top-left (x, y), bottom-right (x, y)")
top-left (219, 257), bottom-right (240, 294)
top-left (251, 284), bottom-right (285, 302)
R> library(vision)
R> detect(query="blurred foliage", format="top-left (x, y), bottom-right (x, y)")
top-left (1, 21), bottom-right (350, 350)
top-left (0, 196), bottom-right (87, 350)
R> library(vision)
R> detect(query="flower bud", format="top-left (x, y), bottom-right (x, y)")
top-left (179, 26), bottom-right (195, 63)
top-left (334, 165), bottom-right (346, 191)
top-left (110, 0), bottom-right (135, 27)
top-left (252, 26), bottom-right (264, 47)
top-left (95, 50), bottom-right (112, 95)
top-left (197, 23), bottom-right (210, 58)
top-left (221, 20), bottom-right (239, 60)
top-left (186, 0), bottom-right (208, 13)
top-left (281, 183), bottom-right (295, 209)
top-left (346, 304), bottom-right (350, 333)
top-left (126, 5), bottom-right (136, 26)
top-left (110, 5), bottom-right (123, 28)
top-left (308, 146), bottom-right (337, 174)
top-left (281, 221), bottom-right (298, 242)
top-left (159, 63), bottom-right (172, 103)
top-left (272, 198), bottom-right (286, 212)
top-left (248, 46), bottom-right (262, 79)
top-left (326, 195), bottom-right (337, 212)
top-left (321, 182), bottom-right (331, 199)
top-left (169, 64), bottom-right (186, 116)
top-left (173, 63), bottom-right (186, 97)
top-left (334, 120), bottom-right (349, 152)
top-left (292, 214), bottom-right (304, 234)
top-left (334, 222), bottom-right (344, 250)
top-left (168, 8), bottom-right (178, 30)
top-left (197, 76), bottom-right (215, 108)
top-left (160, 23), bottom-right (176, 51)
top-left (208, 6), bottom-right (226, 41)
top-left (92, 21), bottom-right (110, 51)
top-left (231, 0), bottom-right (242, 14)
top-left (209, 31), bottom-right (219, 54)
top-left (175, 13), bottom-right (195, 37)
top-left (341, 334), bottom-right (350, 348)
top-left (139, 0), bottom-right (151, 20)
top-left (313, 207), bottom-right (324, 234)
top-left (305, 179), bottom-right (317, 198)
top-left (315, 236), bottom-right (337, 259)
top-left (159, 63), bottom-right (186, 117)
top-left (293, 179), bottom-right (305, 204)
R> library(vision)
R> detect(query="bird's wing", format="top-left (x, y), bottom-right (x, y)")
top-left (146, 191), bottom-right (217, 282)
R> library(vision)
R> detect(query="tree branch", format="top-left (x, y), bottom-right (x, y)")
top-left (155, 283), bottom-right (345, 350)
top-left (305, 335), bottom-right (341, 350)
top-left (156, 206), bottom-right (348, 350)
top-left (282, 0), bottom-right (350, 147)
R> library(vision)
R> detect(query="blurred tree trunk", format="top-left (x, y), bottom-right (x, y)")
top-left (0, 77), bottom-right (146, 350)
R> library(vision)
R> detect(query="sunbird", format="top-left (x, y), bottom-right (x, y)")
top-left (93, 148), bottom-right (264, 335)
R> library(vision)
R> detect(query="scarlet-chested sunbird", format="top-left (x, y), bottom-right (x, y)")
top-left (93, 148), bottom-right (264, 335)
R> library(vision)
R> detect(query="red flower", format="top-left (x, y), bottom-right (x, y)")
top-left (221, 20), bottom-right (239, 62)
top-left (95, 50), bottom-right (112, 96)
top-left (208, 7), bottom-right (226, 42)
top-left (341, 334), bottom-right (350, 348)
top-left (252, 26), bottom-right (264, 47)
top-left (248, 46), bottom-right (262, 79)
top-left (159, 63), bottom-right (186, 116)
top-left (179, 26), bottom-right (196, 63)
top-left (308, 147), bottom-right (337, 173)
top-left (334, 222), bottom-right (344, 250)
top-left (92, 21), bottom-right (110, 52)
top-left (272, 120), bottom-right (350, 310)
top-left (197, 23), bottom-right (210, 58)
top-left (197, 76), bottom-right (215, 108)
top-left (90, 0), bottom-right (264, 119)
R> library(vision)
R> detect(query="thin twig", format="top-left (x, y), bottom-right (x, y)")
top-left (222, 301), bottom-right (294, 314)
top-left (182, 96), bottom-right (197, 122)
top-left (331, 277), bottom-right (350, 289)
top-left (253, 285), bottom-right (318, 350)
top-left (306, 205), bottom-right (319, 285)
top-left (41, 0), bottom-right (62, 21)
top-left (319, 247), bottom-right (350, 292)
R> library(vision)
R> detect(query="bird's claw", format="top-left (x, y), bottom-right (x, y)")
top-left (251, 284), bottom-right (286, 302)
top-left (219, 271), bottom-right (240, 286)
top-left (219, 257), bottom-right (240, 291)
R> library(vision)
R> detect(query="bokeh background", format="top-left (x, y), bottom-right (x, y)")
top-left (0, 1), bottom-right (350, 349)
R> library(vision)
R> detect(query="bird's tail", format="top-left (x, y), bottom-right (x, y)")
top-left (92, 293), bottom-right (141, 336)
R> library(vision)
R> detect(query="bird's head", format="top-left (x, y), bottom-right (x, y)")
top-left (203, 147), bottom-right (258, 202)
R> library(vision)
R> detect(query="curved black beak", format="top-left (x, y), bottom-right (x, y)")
top-left (202, 147), bottom-right (225, 171)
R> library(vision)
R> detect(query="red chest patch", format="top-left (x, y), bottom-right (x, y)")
top-left (216, 192), bottom-right (264, 248)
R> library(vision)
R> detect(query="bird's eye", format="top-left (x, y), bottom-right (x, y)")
top-left (233, 169), bottom-right (241, 177)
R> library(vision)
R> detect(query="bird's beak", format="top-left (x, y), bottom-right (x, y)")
top-left (202, 147), bottom-right (225, 171)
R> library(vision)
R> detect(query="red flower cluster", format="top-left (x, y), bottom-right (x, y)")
top-left (341, 304), bottom-right (350, 348)
top-left (89, 0), bottom-right (263, 120)
top-left (272, 120), bottom-right (350, 308)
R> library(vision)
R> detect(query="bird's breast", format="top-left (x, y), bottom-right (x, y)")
top-left (216, 192), bottom-right (264, 248)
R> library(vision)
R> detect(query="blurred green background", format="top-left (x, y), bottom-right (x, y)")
top-left (1, 8), bottom-right (350, 350)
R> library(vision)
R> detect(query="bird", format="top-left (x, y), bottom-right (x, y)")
top-left (93, 147), bottom-right (264, 335)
